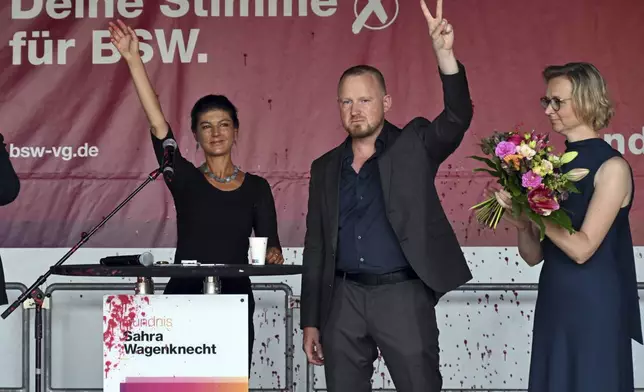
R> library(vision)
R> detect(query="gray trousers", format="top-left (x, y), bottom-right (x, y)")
top-left (321, 276), bottom-right (441, 392)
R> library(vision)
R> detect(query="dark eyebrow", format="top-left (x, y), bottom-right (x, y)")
top-left (200, 119), bottom-right (231, 126)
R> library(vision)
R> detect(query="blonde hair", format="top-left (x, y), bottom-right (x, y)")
top-left (543, 62), bottom-right (615, 131)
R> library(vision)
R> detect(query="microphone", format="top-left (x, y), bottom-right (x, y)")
top-left (100, 252), bottom-right (154, 267)
top-left (162, 138), bottom-right (177, 179)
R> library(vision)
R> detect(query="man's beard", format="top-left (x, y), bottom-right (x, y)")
top-left (345, 121), bottom-right (379, 139)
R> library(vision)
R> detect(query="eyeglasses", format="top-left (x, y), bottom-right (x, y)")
top-left (540, 96), bottom-right (571, 111)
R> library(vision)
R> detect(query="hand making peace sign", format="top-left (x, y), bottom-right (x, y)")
top-left (421, 0), bottom-right (454, 56)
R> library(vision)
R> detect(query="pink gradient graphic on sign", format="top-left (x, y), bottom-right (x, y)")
top-left (120, 377), bottom-right (248, 392)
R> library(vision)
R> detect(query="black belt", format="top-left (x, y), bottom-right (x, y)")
top-left (335, 268), bottom-right (419, 286)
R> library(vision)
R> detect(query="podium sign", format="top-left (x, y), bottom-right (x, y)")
top-left (103, 294), bottom-right (248, 391)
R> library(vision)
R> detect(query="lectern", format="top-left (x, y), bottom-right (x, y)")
top-left (51, 264), bottom-right (302, 392)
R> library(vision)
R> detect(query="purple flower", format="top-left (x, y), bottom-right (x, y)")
top-left (495, 141), bottom-right (517, 158)
top-left (522, 171), bottom-right (542, 188)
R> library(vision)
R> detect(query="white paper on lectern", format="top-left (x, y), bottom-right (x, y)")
top-left (103, 294), bottom-right (248, 391)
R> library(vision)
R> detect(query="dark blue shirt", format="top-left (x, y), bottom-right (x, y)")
top-left (335, 132), bottom-right (409, 274)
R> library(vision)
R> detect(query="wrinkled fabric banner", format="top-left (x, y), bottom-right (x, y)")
top-left (1, 0), bottom-right (642, 247)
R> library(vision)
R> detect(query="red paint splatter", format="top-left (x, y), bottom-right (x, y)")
top-left (103, 295), bottom-right (146, 378)
top-left (485, 294), bottom-right (490, 303)
top-left (494, 304), bottom-right (499, 313)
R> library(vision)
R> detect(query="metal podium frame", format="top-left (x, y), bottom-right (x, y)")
top-left (41, 282), bottom-right (296, 392)
top-left (4, 281), bottom-right (644, 392)
top-left (0, 283), bottom-right (30, 392)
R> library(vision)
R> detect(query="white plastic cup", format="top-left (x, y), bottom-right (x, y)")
top-left (249, 237), bottom-right (268, 265)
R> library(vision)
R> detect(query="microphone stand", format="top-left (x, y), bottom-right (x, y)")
top-left (1, 167), bottom-right (164, 392)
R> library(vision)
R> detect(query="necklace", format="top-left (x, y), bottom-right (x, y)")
top-left (200, 163), bottom-right (240, 183)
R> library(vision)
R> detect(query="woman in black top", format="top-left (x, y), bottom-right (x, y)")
top-left (108, 20), bottom-right (284, 369)
top-left (0, 133), bottom-right (21, 305)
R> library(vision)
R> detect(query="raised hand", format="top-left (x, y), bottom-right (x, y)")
top-left (420, 0), bottom-right (454, 55)
top-left (105, 21), bottom-right (168, 139)
top-left (108, 19), bottom-right (139, 62)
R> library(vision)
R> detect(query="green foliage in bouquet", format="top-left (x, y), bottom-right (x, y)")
top-left (469, 130), bottom-right (589, 241)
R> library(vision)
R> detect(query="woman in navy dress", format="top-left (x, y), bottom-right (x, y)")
top-left (490, 62), bottom-right (641, 391)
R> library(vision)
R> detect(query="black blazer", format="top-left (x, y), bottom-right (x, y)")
top-left (301, 62), bottom-right (474, 330)
top-left (0, 133), bottom-right (20, 305)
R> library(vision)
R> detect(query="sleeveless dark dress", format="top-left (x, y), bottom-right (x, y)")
top-left (528, 137), bottom-right (642, 392)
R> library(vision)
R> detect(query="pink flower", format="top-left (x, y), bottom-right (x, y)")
top-left (535, 133), bottom-right (547, 141)
top-left (495, 141), bottom-right (517, 158)
top-left (508, 133), bottom-right (523, 145)
top-left (527, 186), bottom-right (560, 216)
top-left (534, 133), bottom-right (548, 151)
top-left (522, 171), bottom-right (542, 188)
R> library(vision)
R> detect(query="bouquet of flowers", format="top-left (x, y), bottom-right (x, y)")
top-left (469, 129), bottom-right (589, 240)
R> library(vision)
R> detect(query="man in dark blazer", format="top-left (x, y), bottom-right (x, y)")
top-left (300, 1), bottom-right (473, 391)
top-left (0, 132), bottom-right (21, 306)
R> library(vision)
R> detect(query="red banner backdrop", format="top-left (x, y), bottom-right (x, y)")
top-left (1, 0), bottom-right (643, 248)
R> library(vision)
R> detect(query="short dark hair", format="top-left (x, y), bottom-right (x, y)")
top-left (190, 95), bottom-right (240, 132)
top-left (338, 65), bottom-right (387, 94)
